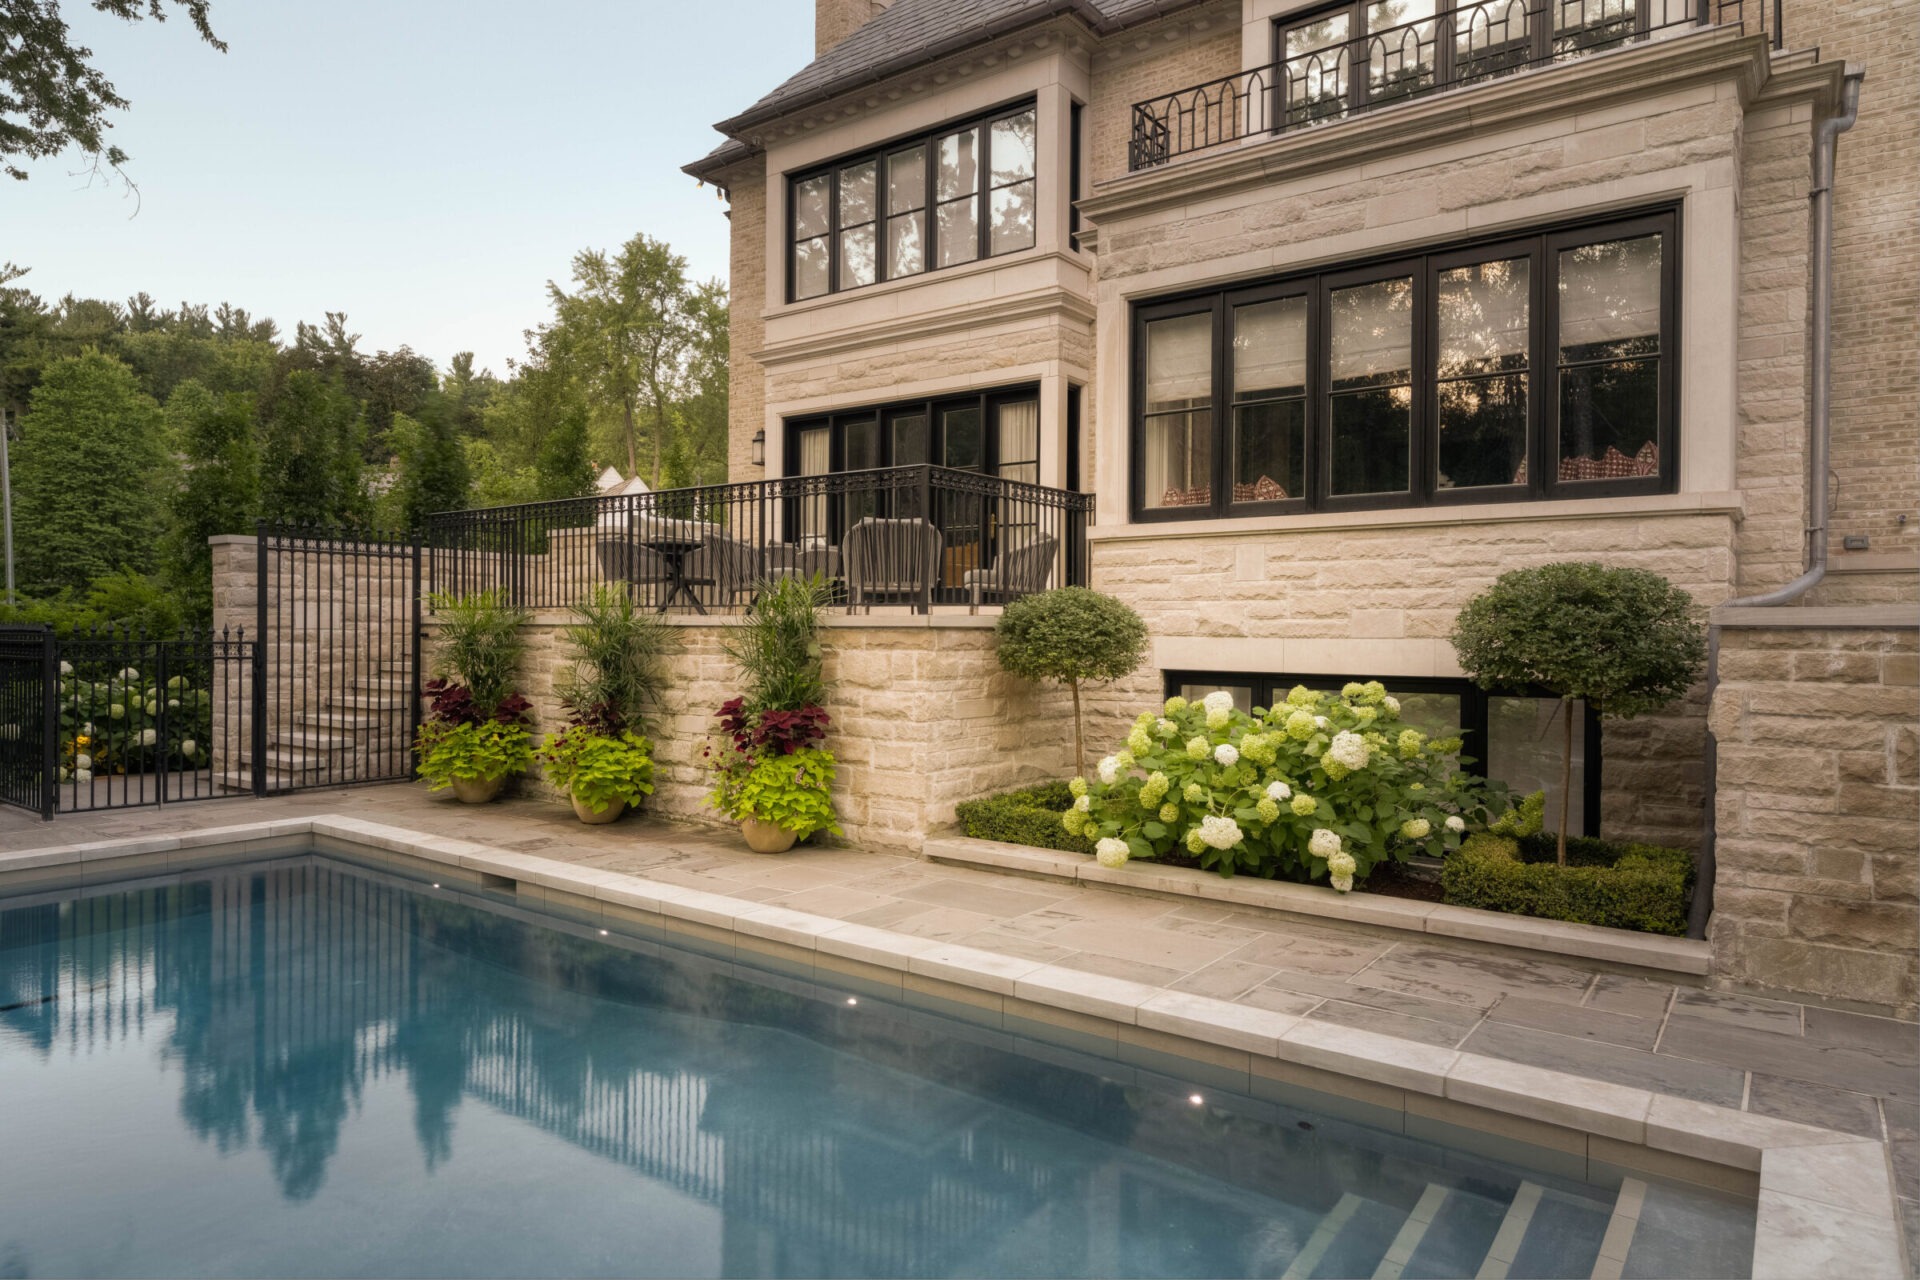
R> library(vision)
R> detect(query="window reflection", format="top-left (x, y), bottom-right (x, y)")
top-left (1232, 297), bottom-right (1307, 504)
top-left (1558, 234), bottom-right (1662, 483)
top-left (1145, 313), bottom-right (1214, 509)
top-left (1437, 257), bottom-right (1530, 489)
top-left (1328, 276), bottom-right (1414, 496)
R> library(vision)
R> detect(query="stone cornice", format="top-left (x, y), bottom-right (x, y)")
top-left (751, 283), bottom-right (1097, 368)
top-left (1078, 27), bottom-right (1775, 239)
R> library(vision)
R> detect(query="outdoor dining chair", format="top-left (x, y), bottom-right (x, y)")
top-left (842, 517), bottom-right (943, 612)
top-left (962, 532), bottom-right (1059, 611)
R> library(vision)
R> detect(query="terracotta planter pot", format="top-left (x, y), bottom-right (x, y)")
top-left (741, 818), bottom-right (797, 855)
top-left (572, 793), bottom-right (627, 825)
top-left (449, 773), bottom-right (505, 804)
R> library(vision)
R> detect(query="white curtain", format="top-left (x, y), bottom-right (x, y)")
top-left (1146, 313), bottom-right (1212, 411)
top-left (1233, 297), bottom-right (1308, 397)
top-left (798, 428), bottom-right (829, 540)
top-left (1559, 234), bottom-right (1662, 352)
top-left (996, 400), bottom-right (1039, 484)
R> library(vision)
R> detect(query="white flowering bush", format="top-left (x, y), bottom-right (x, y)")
top-left (55, 665), bottom-right (212, 776)
top-left (1064, 683), bottom-right (1505, 889)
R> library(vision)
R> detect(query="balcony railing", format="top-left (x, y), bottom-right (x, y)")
top-left (1128, 0), bottom-right (1775, 170)
top-left (424, 465), bottom-right (1093, 615)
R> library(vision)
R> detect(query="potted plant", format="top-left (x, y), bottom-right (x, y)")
top-left (534, 585), bottom-right (668, 824)
top-left (413, 589), bottom-right (533, 803)
top-left (705, 575), bottom-right (841, 852)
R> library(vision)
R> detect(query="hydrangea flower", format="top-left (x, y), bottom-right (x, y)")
top-left (1155, 717), bottom-right (1178, 738)
top-left (1352, 705), bottom-right (1377, 726)
top-left (74, 768), bottom-right (93, 784)
top-left (1239, 733), bottom-right (1277, 766)
top-left (74, 753), bottom-right (92, 770)
top-left (1286, 685), bottom-right (1318, 708)
top-left (118, 667), bottom-right (140, 682)
top-left (1382, 696), bottom-right (1401, 717)
top-left (1164, 696), bottom-right (1189, 715)
top-left (1069, 777), bottom-right (1088, 799)
top-left (1159, 802), bottom-right (1181, 824)
top-left (138, 728), bottom-right (158, 747)
top-left (1328, 850), bottom-right (1357, 893)
top-left (1185, 737), bottom-right (1209, 761)
top-left (145, 699), bottom-right (159, 716)
top-left (1255, 797), bottom-right (1281, 823)
top-left (1185, 828), bottom-right (1208, 854)
top-left (1139, 771), bottom-right (1170, 804)
top-left (1313, 715), bottom-right (1329, 730)
top-left (1330, 871), bottom-right (1354, 893)
top-left (1291, 794), bottom-right (1318, 816)
top-left (1073, 794), bottom-right (1091, 813)
top-left (1183, 781), bottom-right (1205, 803)
top-left (1309, 828), bottom-right (1342, 859)
top-left (1446, 815), bottom-right (1466, 833)
top-left (1203, 690), bottom-right (1236, 716)
top-left (1062, 809), bottom-right (1087, 837)
top-left (1265, 780), bottom-right (1292, 801)
top-left (1114, 749), bottom-right (1136, 773)
top-left (1197, 815), bottom-right (1243, 850)
top-left (1095, 838), bottom-right (1130, 869)
top-left (1213, 743), bottom-right (1239, 767)
top-left (1097, 755), bottom-right (1120, 785)
top-left (1127, 726), bottom-right (1153, 756)
top-left (1400, 817), bottom-right (1432, 840)
top-left (1341, 681), bottom-right (1366, 700)
top-left (1328, 731), bottom-right (1370, 771)
top-left (1205, 706), bottom-right (1232, 730)
top-left (1320, 757), bottom-right (1350, 781)
top-left (59, 660), bottom-right (74, 676)
top-left (109, 704), bottom-right (126, 720)
top-left (181, 740), bottom-right (198, 757)
top-left (1284, 711), bottom-right (1317, 741)
top-left (1398, 728), bottom-right (1427, 758)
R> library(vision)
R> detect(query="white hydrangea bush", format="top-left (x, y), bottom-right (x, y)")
top-left (56, 664), bottom-right (213, 777)
top-left (1063, 681), bottom-right (1505, 890)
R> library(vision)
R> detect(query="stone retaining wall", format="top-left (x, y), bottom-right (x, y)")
top-left (1708, 610), bottom-right (1920, 1015)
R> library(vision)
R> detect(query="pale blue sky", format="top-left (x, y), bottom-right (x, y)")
top-left (6, 1), bottom-right (813, 374)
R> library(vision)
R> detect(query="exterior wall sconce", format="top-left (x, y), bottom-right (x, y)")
top-left (751, 429), bottom-right (766, 467)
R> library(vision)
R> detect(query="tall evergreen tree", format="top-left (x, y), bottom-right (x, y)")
top-left (164, 378), bottom-right (258, 619)
top-left (388, 401), bottom-right (470, 530)
top-left (259, 370), bottom-right (365, 527)
top-left (12, 351), bottom-right (170, 594)
top-left (534, 407), bottom-right (592, 500)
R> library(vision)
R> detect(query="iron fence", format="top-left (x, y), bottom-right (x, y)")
top-left (0, 626), bottom-right (256, 818)
top-left (425, 465), bottom-right (1094, 614)
top-left (256, 525), bottom-right (423, 794)
top-left (1129, 0), bottom-right (1771, 170)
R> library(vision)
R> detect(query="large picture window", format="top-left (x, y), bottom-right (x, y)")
top-left (1129, 210), bottom-right (1676, 520)
top-left (788, 103), bottom-right (1038, 302)
top-left (1164, 671), bottom-right (1600, 836)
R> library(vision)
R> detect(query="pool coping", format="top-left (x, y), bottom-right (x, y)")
top-left (924, 835), bottom-right (1713, 978)
top-left (1, 814), bottom-right (1905, 1279)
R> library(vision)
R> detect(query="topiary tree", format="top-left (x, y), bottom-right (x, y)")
top-left (994, 587), bottom-right (1148, 779)
top-left (1450, 561), bottom-right (1707, 865)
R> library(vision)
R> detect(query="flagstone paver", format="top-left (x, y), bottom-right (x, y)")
top-left (5, 783), bottom-right (1917, 1244)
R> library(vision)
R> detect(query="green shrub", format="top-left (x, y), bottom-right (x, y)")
top-left (1073, 684), bottom-right (1506, 889)
top-left (1443, 833), bottom-right (1694, 936)
top-left (994, 587), bottom-right (1147, 778)
top-left (536, 727), bottom-right (655, 810)
top-left (414, 719), bottom-right (536, 791)
top-left (956, 783), bottom-right (1093, 854)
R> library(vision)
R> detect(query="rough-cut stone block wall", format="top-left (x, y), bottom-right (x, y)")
top-left (1080, 509), bottom-right (1738, 848)
top-left (724, 158), bottom-right (768, 485)
top-left (1793, 0), bottom-right (1920, 571)
top-left (462, 617), bottom-right (1074, 851)
top-left (1087, 8), bottom-right (1241, 184)
top-left (1709, 619), bottom-right (1919, 1015)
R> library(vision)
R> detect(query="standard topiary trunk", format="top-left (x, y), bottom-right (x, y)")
top-left (1557, 696), bottom-right (1573, 866)
top-left (1069, 677), bottom-right (1085, 779)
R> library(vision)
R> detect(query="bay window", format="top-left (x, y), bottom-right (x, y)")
top-left (789, 102), bottom-right (1038, 302)
top-left (1129, 210), bottom-right (1676, 519)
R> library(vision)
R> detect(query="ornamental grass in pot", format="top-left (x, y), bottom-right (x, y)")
top-left (413, 590), bottom-right (533, 803)
top-left (535, 585), bottom-right (668, 824)
top-left (705, 575), bottom-right (841, 853)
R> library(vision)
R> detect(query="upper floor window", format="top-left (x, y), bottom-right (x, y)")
top-left (789, 102), bottom-right (1038, 302)
top-left (1130, 209), bottom-right (1676, 520)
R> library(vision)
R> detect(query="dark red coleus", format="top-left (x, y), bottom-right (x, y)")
top-left (713, 698), bottom-right (829, 757)
top-left (425, 678), bottom-right (531, 728)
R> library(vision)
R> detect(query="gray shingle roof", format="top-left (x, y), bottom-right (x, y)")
top-left (684, 0), bottom-right (1203, 178)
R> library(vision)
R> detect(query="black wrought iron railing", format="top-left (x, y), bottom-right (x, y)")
top-left (1128, 0), bottom-right (1773, 170)
top-left (424, 465), bottom-right (1094, 614)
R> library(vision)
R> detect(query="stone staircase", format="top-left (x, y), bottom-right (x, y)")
top-left (214, 662), bottom-right (415, 794)
top-left (1278, 1176), bottom-right (1645, 1280)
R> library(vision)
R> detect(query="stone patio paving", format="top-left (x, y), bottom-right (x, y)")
top-left (5, 784), bottom-right (1915, 1261)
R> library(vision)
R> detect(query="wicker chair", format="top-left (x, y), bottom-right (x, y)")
top-left (962, 533), bottom-right (1059, 611)
top-left (842, 517), bottom-right (943, 612)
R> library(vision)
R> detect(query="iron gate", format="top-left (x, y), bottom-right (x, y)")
top-left (0, 626), bottom-right (257, 818)
top-left (253, 524), bottom-right (422, 794)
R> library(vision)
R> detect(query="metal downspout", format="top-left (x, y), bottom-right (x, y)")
top-left (1689, 67), bottom-right (1865, 940)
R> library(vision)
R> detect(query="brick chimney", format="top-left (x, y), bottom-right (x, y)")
top-left (816, 0), bottom-right (893, 55)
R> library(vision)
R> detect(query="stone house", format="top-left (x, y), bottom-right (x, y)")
top-left (678, 0), bottom-right (1917, 1009)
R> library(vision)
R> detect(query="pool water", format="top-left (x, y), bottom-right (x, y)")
top-left (0, 856), bottom-right (1755, 1278)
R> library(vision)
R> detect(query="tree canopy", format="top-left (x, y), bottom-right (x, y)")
top-left (995, 587), bottom-right (1149, 778)
top-left (2, 0), bottom-right (225, 183)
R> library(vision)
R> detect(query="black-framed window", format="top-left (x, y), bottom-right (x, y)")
top-left (784, 383), bottom-right (1043, 483)
top-left (1129, 209), bottom-right (1677, 520)
top-left (788, 102), bottom-right (1038, 302)
top-left (1164, 670), bottom-right (1601, 837)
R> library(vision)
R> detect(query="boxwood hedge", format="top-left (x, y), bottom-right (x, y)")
top-left (1442, 832), bottom-right (1694, 936)
top-left (954, 783), bottom-right (1093, 855)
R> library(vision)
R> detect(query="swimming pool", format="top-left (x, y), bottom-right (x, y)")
top-left (0, 854), bottom-right (1756, 1278)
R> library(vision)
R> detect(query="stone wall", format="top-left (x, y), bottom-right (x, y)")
top-left (1086, 8), bottom-right (1241, 184)
top-left (1708, 611), bottom-right (1919, 1015)
top-left (505, 615), bottom-right (1074, 850)
top-left (723, 156), bottom-right (768, 485)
